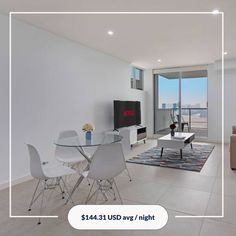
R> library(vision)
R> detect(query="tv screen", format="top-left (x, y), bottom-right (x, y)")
top-left (114, 100), bottom-right (141, 129)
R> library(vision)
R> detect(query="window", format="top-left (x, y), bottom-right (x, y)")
top-left (154, 67), bottom-right (208, 137)
top-left (130, 66), bottom-right (144, 90)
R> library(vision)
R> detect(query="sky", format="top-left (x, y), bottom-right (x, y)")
top-left (158, 75), bottom-right (208, 108)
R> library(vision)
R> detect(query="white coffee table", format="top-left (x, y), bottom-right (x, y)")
top-left (157, 132), bottom-right (195, 159)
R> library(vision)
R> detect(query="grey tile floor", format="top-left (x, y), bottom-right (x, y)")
top-left (0, 139), bottom-right (235, 236)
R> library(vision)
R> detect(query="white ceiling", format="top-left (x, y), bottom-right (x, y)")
top-left (0, 0), bottom-right (235, 69)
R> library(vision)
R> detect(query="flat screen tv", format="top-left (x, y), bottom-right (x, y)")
top-left (114, 100), bottom-right (141, 129)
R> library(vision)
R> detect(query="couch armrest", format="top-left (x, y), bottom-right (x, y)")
top-left (232, 126), bottom-right (236, 134)
top-left (230, 134), bottom-right (236, 169)
top-left (230, 134), bottom-right (236, 153)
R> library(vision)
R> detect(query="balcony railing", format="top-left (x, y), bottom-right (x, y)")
top-left (172, 107), bottom-right (208, 131)
top-left (155, 107), bottom-right (208, 137)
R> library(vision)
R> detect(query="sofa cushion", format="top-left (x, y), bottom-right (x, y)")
top-left (233, 126), bottom-right (236, 134)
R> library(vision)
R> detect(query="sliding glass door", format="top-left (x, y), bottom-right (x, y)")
top-left (154, 67), bottom-right (208, 137)
top-left (154, 72), bottom-right (179, 135)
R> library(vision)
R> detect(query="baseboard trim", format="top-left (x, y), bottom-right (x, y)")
top-left (0, 175), bottom-right (33, 191)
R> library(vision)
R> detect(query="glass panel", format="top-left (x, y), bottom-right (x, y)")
top-left (158, 73), bottom-right (179, 109)
top-left (55, 133), bottom-right (122, 147)
top-left (181, 71), bottom-right (208, 137)
top-left (130, 66), bottom-right (134, 88)
top-left (136, 68), bottom-right (143, 90)
top-left (154, 69), bottom-right (208, 137)
top-left (154, 73), bottom-right (179, 134)
top-left (130, 66), bottom-right (143, 90)
top-left (135, 68), bottom-right (140, 80)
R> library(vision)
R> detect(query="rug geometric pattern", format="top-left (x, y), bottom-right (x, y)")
top-left (127, 144), bottom-right (214, 172)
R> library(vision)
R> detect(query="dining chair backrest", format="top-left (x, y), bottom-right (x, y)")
top-left (27, 144), bottom-right (45, 179)
top-left (170, 113), bottom-right (177, 123)
top-left (55, 130), bottom-right (81, 160)
top-left (88, 142), bottom-right (126, 180)
top-left (176, 114), bottom-right (185, 123)
top-left (58, 130), bottom-right (78, 139)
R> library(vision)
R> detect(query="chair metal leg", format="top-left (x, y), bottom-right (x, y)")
top-left (113, 179), bottom-right (123, 204)
top-left (94, 188), bottom-right (99, 204)
top-left (105, 179), bottom-right (115, 199)
top-left (97, 180), bottom-right (108, 202)
top-left (28, 176), bottom-right (77, 224)
top-left (28, 189), bottom-right (44, 211)
top-left (86, 186), bottom-right (100, 204)
top-left (86, 178), bottom-right (91, 186)
top-left (112, 189), bottom-right (116, 201)
top-left (60, 177), bottom-right (74, 205)
top-left (58, 178), bottom-right (65, 199)
top-left (85, 180), bottom-right (95, 204)
top-left (160, 147), bottom-right (164, 158)
top-left (65, 164), bottom-right (89, 204)
top-left (58, 182), bottom-right (65, 199)
top-left (38, 181), bottom-right (46, 225)
top-left (181, 123), bottom-right (184, 132)
top-left (101, 191), bottom-right (108, 202)
top-left (85, 179), bottom-right (122, 204)
top-left (28, 179), bottom-right (41, 211)
top-left (125, 168), bottom-right (132, 182)
top-left (88, 180), bottom-right (109, 204)
top-left (110, 180), bottom-right (116, 200)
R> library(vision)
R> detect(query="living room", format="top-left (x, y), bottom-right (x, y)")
top-left (0, 0), bottom-right (236, 236)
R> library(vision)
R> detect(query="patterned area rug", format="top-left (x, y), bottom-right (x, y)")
top-left (127, 144), bottom-right (214, 172)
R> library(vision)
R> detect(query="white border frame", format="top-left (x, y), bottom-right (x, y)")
top-left (9, 11), bottom-right (224, 219)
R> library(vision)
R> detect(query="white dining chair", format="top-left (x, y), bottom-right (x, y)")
top-left (119, 129), bottom-right (132, 181)
top-left (82, 142), bottom-right (126, 204)
top-left (104, 130), bottom-right (132, 182)
top-left (26, 144), bottom-right (76, 224)
top-left (55, 130), bottom-right (87, 165)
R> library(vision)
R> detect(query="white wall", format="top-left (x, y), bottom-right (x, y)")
top-left (207, 63), bottom-right (222, 142)
top-left (208, 59), bottom-right (236, 143)
top-left (144, 69), bottom-right (154, 137)
top-left (224, 60), bottom-right (236, 142)
top-left (0, 15), bottom-right (9, 185)
top-left (0, 15), bottom-right (147, 185)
